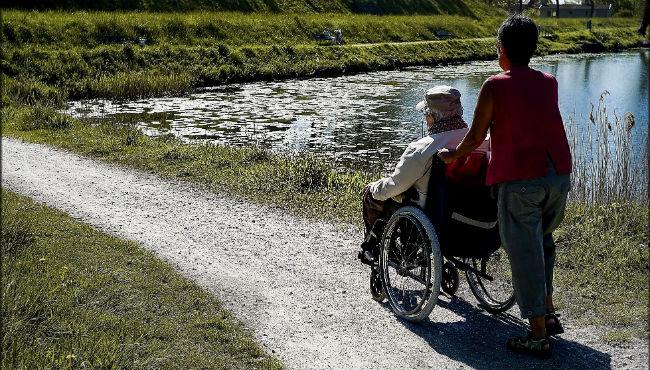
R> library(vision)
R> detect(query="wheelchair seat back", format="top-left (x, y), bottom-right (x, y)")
top-left (425, 152), bottom-right (500, 258)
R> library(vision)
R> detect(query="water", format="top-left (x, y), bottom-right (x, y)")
top-left (68, 50), bottom-right (649, 171)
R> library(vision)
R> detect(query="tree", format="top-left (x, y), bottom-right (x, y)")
top-left (556, 0), bottom-right (560, 18)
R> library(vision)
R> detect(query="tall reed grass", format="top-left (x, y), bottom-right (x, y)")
top-left (566, 92), bottom-right (648, 204)
top-left (89, 71), bottom-right (196, 100)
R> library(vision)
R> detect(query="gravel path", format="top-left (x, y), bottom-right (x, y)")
top-left (3, 138), bottom-right (647, 369)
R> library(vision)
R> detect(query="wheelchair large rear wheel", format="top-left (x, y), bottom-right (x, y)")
top-left (465, 248), bottom-right (516, 314)
top-left (379, 206), bottom-right (442, 322)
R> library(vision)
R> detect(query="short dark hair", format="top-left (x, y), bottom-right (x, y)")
top-left (498, 15), bottom-right (539, 66)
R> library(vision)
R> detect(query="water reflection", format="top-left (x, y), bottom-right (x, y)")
top-left (67, 50), bottom-right (649, 171)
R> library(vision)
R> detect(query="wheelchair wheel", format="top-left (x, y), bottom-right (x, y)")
top-left (465, 248), bottom-right (516, 314)
top-left (370, 267), bottom-right (386, 302)
top-left (441, 261), bottom-right (460, 296)
top-left (379, 206), bottom-right (442, 322)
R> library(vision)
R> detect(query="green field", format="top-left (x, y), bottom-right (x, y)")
top-left (3, 11), bottom-right (505, 47)
top-left (3, 10), bottom-right (639, 48)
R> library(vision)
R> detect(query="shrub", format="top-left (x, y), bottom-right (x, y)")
top-left (16, 106), bottom-right (74, 131)
top-left (289, 157), bottom-right (330, 191)
top-left (3, 78), bottom-right (65, 107)
top-left (160, 147), bottom-right (193, 163)
top-left (87, 71), bottom-right (195, 100)
top-left (1, 200), bottom-right (34, 257)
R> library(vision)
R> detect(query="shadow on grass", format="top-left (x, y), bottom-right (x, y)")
top-left (394, 297), bottom-right (611, 370)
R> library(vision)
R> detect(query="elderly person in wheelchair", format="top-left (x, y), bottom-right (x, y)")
top-left (358, 86), bottom-right (514, 323)
top-left (359, 85), bottom-right (489, 263)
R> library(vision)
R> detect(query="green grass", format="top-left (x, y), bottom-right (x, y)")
top-left (4, 0), bottom-right (642, 16)
top-left (3, 0), bottom-right (500, 15)
top-left (554, 202), bottom-right (648, 339)
top-left (3, 10), bottom-right (639, 48)
top-left (1, 189), bottom-right (282, 368)
top-left (2, 10), bottom-right (641, 104)
top-left (3, 26), bottom-right (643, 103)
top-left (3, 105), bottom-right (648, 340)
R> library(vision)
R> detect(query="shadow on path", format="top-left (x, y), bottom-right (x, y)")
top-left (395, 297), bottom-right (611, 370)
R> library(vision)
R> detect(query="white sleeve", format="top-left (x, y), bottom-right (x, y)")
top-left (369, 144), bottom-right (426, 201)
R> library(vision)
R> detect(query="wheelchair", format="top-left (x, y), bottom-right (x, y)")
top-left (363, 152), bottom-right (515, 322)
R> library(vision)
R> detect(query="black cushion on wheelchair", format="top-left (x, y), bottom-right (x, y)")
top-left (425, 156), bottom-right (500, 258)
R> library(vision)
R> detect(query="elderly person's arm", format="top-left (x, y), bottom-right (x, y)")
top-left (439, 81), bottom-right (493, 163)
top-left (368, 144), bottom-right (425, 201)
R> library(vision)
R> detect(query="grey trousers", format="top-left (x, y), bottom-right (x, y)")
top-left (497, 166), bottom-right (570, 319)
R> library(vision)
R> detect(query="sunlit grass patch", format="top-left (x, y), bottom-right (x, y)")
top-left (600, 330), bottom-right (634, 345)
top-left (554, 201), bottom-right (648, 334)
top-left (4, 105), bottom-right (74, 131)
top-left (89, 70), bottom-right (196, 100)
top-left (3, 9), bottom-right (640, 48)
top-left (3, 26), bottom-right (641, 102)
top-left (0, 189), bottom-right (282, 369)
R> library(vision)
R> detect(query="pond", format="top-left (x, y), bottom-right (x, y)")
top-left (67, 50), bottom-right (649, 171)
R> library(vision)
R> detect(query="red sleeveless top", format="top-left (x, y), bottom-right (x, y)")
top-left (485, 66), bottom-right (572, 185)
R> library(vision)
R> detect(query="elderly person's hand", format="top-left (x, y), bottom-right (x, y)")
top-left (437, 148), bottom-right (457, 164)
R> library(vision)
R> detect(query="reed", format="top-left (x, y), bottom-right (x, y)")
top-left (88, 70), bottom-right (196, 100)
top-left (566, 92), bottom-right (648, 205)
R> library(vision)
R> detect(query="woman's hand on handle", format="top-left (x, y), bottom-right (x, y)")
top-left (437, 148), bottom-right (457, 164)
top-left (453, 80), bottom-right (494, 158)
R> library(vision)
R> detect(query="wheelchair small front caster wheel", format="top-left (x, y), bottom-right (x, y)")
top-left (441, 261), bottom-right (459, 296)
top-left (370, 267), bottom-right (386, 302)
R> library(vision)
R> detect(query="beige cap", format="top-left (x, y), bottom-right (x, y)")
top-left (415, 85), bottom-right (463, 120)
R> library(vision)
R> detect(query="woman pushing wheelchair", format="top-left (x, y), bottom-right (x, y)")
top-left (360, 15), bottom-right (572, 359)
top-left (440, 15), bottom-right (571, 358)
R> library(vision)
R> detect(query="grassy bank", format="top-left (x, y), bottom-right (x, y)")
top-left (1, 189), bottom-right (282, 368)
top-left (4, 0), bottom-right (642, 16)
top-left (6, 10), bottom-right (639, 47)
top-left (3, 105), bottom-right (648, 343)
top-left (4, 26), bottom-right (643, 103)
top-left (2, 10), bottom-right (642, 104)
top-left (2, 11), bottom-right (506, 47)
top-left (555, 202), bottom-right (648, 343)
top-left (1, 0), bottom-right (502, 15)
